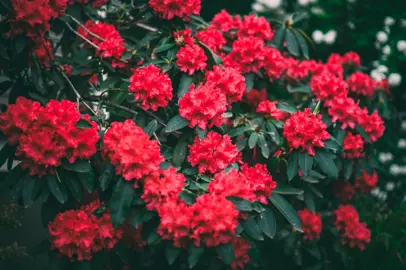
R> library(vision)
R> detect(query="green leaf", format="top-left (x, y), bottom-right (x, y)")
top-left (0, 143), bottom-right (14, 168)
top-left (22, 175), bottom-right (41, 207)
top-left (46, 175), bottom-right (68, 204)
top-left (65, 174), bottom-right (83, 202)
top-left (0, 0), bottom-right (12, 10)
top-left (269, 194), bottom-right (302, 232)
top-left (78, 170), bottom-right (95, 193)
top-left (197, 41), bottom-right (223, 66)
top-left (285, 29), bottom-right (300, 57)
top-left (109, 178), bottom-right (135, 228)
top-left (298, 152), bottom-right (313, 176)
top-left (0, 80), bottom-right (12, 95)
top-left (189, 15), bottom-right (210, 26)
top-left (287, 151), bottom-right (299, 181)
top-left (172, 135), bottom-right (189, 166)
top-left (62, 160), bottom-right (92, 173)
top-left (335, 127), bottom-right (346, 145)
top-left (99, 163), bottom-right (114, 191)
top-left (165, 243), bottom-right (181, 265)
top-left (314, 150), bottom-right (338, 179)
top-left (343, 159), bottom-right (353, 180)
top-left (258, 208), bottom-right (277, 239)
top-left (266, 122), bottom-right (282, 145)
top-left (179, 190), bottom-right (196, 205)
top-left (248, 133), bottom-right (259, 149)
top-left (178, 74), bottom-right (193, 98)
top-left (307, 184), bottom-right (323, 198)
top-left (156, 43), bottom-right (175, 53)
top-left (272, 27), bottom-right (286, 48)
top-left (293, 29), bottom-right (309, 59)
top-left (227, 196), bottom-right (253, 211)
top-left (129, 208), bottom-right (155, 228)
top-left (165, 115), bottom-right (189, 133)
top-left (304, 191), bottom-right (316, 212)
top-left (144, 120), bottom-right (158, 137)
top-left (76, 119), bottom-right (92, 129)
top-left (188, 245), bottom-right (204, 268)
top-left (14, 36), bottom-right (27, 54)
top-left (276, 102), bottom-right (297, 113)
top-left (355, 124), bottom-right (371, 143)
top-left (228, 125), bottom-right (251, 137)
top-left (274, 186), bottom-right (304, 195)
top-left (257, 134), bottom-right (270, 158)
top-left (216, 243), bottom-right (235, 265)
top-left (324, 137), bottom-right (342, 152)
top-left (287, 84), bottom-right (311, 93)
top-left (196, 127), bottom-right (207, 140)
top-left (244, 73), bottom-right (255, 91)
top-left (241, 216), bottom-right (264, 240)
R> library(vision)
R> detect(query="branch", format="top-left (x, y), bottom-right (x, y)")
top-left (66, 15), bottom-right (105, 42)
top-left (134, 22), bottom-right (161, 33)
top-left (64, 22), bottom-right (99, 49)
top-left (86, 97), bottom-right (139, 116)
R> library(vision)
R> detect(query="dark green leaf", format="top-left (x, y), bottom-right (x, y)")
top-left (189, 15), bottom-right (210, 26)
top-left (274, 186), bottom-right (304, 195)
top-left (343, 159), bottom-right (353, 180)
top-left (355, 124), bottom-right (371, 143)
top-left (144, 120), bottom-right (158, 137)
top-left (293, 29), bottom-right (309, 59)
top-left (0, 0), bottom-right (12, 10)
top-left (335, 127), bottom-right (346, 145)
top-left (156, 43), bottom-right (175, 53)
top-left (196, 127), bottom-right (207, 140)
top-left (172, 135), bottom-right (189, 166)
top-left (227, 196), bottom-right (253, 211)
top-left (287, 151), bottom-right (299, 181)
top-left (248, 132), bottom-right (259, 149)
top-left (287, 84), bottom-right (311, 93)
top-left (14, 36), bottom-right (27, 54)
top-left (188, 245), bottom-right (204, 268)
top-left (304, 191), bottom-right (316, 212)
top-left (228, 126), bottom-right (251, 137)
top-left (179, 190), bottom-right (196, 205)
top-left (285, 29), bottom-right (300, 57)
top-left (269, 194), bottom-right (302, 232)
top-left (76, 119), bottom-right (92, 128)
top-left (324, 138), bottom-right (342, 152)
top-left (0, 80), bottom-right (12, 95)
top-left (307, 184), bottom-right (323, 198)
top-left (198, 41), bottom-right (223, 66)
top-left (110, 90), bottom-right (129, 105)
top-left (22, 175), bottom-right (41, 207)
top-left (276, 102), bottom-right (297, 113)
top-left (62, 160), bottom-right (92, 173)
top-left (109, 178), bottom-right (135, 228)
top-left (257, 134), bottom-right (270, 158)
top-left (241, 216), bottom-right (264, 240)
top-left (1, 165), bottom-right (23, 194)
top-left (244, 73), bottom-right (255, 91)
top-left (165, 115), bottom-right (189, 133)
top-left (298, 152), bottom-right (313, 176)
top-left (99, 163), bottom-right (114, 191)
top-left (129, 208), bottom-right (155, 228)
top-left (266, 122), bottom-right (282, 145)
top-left (314, 150), bottom-right (338, 179)
top-left (307, 244), bottom-right (322, 260)
top-left (78, 170), bottom-right (95, 193)
top-left (165, 243), bottom-right (181, 265)
top-left (216, 243), bottom-right (235, 265)
top-left (272, 27), bottom-right (286, 48)
top-left (178, 74), bottom-right (193, 98)
top-left (46, 175), bottom-right (68, 204)
top-left (258, 208), bottom-right (277, 239)
top-left (66, 174), bottom-right (83, 202)
top-left (0, 143), bottom-right (14, 168)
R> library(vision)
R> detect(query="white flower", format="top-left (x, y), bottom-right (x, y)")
top-left (252, 3), bottom-right (265, 12)
top-left (398, 138), bottom-right (406, 148)
top-left (376, 31), bottom-right (388, 43)
top-left (312, 30), bottom-right (324, 44)
top-left (401, 121), bottom-right (406, 130)
top-left (377, 65), bottom-right (388, 73)
top-left (97, 10), bottom-right (107, 19)
top-left (397, 40), bottom-right (406, 52)
top-left (370, 70), bottom-right (385, 81)
top-left (383, 45), bottom-right (391, 55)
top-left (390, 164), bottom-right (400, 175)
top-left (384, 17), bottom-right (395, 26)
top-left (260, 0), bottom-right (282, 8)
top-left (388, 73), bottom-right (402, 86)
top-left (298, 0), bottom-right (310, 6)
top-left (324, 30), bottom-right (337, 44)
top-left (385, 182), bottom-right (395, 191)
top-left (379, 152), bottom-right (393, 163)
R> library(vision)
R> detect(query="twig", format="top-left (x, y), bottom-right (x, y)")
top-left (66, 15), bottom-right (105, 42)
top-left (64, 22), bottom-right (99, 49)
top-left (134, 22), bottom-right (161, 33)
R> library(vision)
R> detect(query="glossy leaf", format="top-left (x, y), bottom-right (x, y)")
top-left (285, 29), bottom-right (300, 57)
top-left (241, 216), bottom-right (264, 240)
top-left (227, 196), bottom-right (253, 211)
top-left (165, 243), bottom-right (181, 265)
top-left (269, 194), bottom-right (302, 232)
top-left (165, 115), bottom-right (189, 133)
top-left (314, 150), bottom-right (338, 179)
top-left (216, 243), bottom-right (235, 265)
top-left (188, 245), bottom-right (204, 268)
top-left (258, 208), bottom-right (277, 238)
top-left (178, 74), bottom-right (193, 98)
top-left (248, 132), bottom-right (259, 149)
top-left (62, 160), bottom-right (92, 173)
top-left (287, 151), bottom-right (299, 181)
top-left (110, 178), bottom-right (134, 228)
top-left (298, 152), bottom-right (313, 176)
top-left (46, 175), bottom-right (68, 204)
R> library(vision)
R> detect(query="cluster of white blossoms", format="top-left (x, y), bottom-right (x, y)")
top-left (311, 29), bottom-right (337, 44)
top-left (252, 0), bottom-right (282, 11)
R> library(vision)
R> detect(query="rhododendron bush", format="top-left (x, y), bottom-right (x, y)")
top-left (0, 0), bottom-right (391, 269)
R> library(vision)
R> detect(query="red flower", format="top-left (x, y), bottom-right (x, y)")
top-left (326, 96), bottom-right (360, 129)
top-left (211, 9), bottom-right (241, 33)
top-left (49, 0), bottom-right (69, 18)
top-left (310, 71), bottom-right (348, 105)
top-left (173, 28), bottom-right (194, 46)
top-left (237, 14), bottom-right (274, 40)
top-left (97, 34), bottom-right (127, 60)
top-left (205, 66), bottom-right (246, 106)
top-left (88, 74), bottom-right (99, 84)
top-left (283, 108), bottom-right (330, 156)
top-left (244, 88), bottom-right (267, 107)
top-left (61, 64), bottom-right (73, 76)
top-left (341, 222), bottom-right (371, 251)
top-left (343, 132), bottom-right (365, 159)
top-left (31, 38), bottom-right (54, 68)
top-left (298, 209), bottom-right (322, 241)
top-left (327, 53), bottom-right (342, 66)
top-left (190, 194), bottom-right (239, 247)
top-left (256, 100), bottom-right (289, 121)
top-left (230, 237), bottom-right (250, 270)
top-left (102, 120), bottom-right (164, 181)
top-left (176, 44), bottom-right (207, 75)
top-left (208, 169), bottom-right (256, 201)
top-left (342, 52), bottom-right (361, 67)
top-left (195, 27), bottom-right (226, 53)
top-left (128, 64), bottom-right (173, 111)
top-left (91, 0), bottom-right (109, 7)
top-left (179, 83), bottom-right (227, 130)
top-left (333, 204), bottom-right (359, 231)
top-left (224, 37), bottom-right (265, 73)
top-left (142, 168), bottom-right (186, 211)
top-left (347, 72), bottom-right (375, 97)
top-left (149, 0), bottom-right (201, 20)
top-left (262, 47), bottom-right (285, 82)
top-left (188, 132), bottom-right (241, 174)
top-left (333, 180), bottom-right (355, 202)
top-left (357, 109), bottom-right (385, 142)
top-left (285, 59), bottom-right (312, 83)
top-left (374, 79), bottom-right (390, 93)
top-left (241, 163), bottom-right (277, 204)
top-left (355, 170), bottom-right (378, 193)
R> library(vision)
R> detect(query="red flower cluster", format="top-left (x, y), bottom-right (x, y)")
top-left (346, 72), bottom-right (375, 97)
top-left (142, 168), bottom-right (186, 211)
top-left (78, 20), bottom-right (127, 67)
top-left (195, 28), bottom-right (226, 53)
top-left (211, 9), bottom-right (241, 33)
top-left (327, 52), bottom-right (361, 68)
top-left (179, 84), bottom-right (227, 129)
top-left (283, 108), bottom-right (330, 156)
top-left (48, 200), bottom-right (122, 261)
top-left (173, 28), bottom-right (194, 46)
top-left (357, 110), bottom-right (385, 142)
top-left (343, 132), bottom-right (365, 159)
top-left (102, 120), bottom-right (164, 182)
top-left (262, 47), bottom-right (285, 82)
top-left (31, 38), bottom-right (54, 68)
top-left (310, 71), bottom-right (348, 105)
top-left (333, 180), bottom-right (355, 202)
top-left (225, 37), bottom-right (265, 73)
top-left (298, 209), bottom-right (322, 241)
top-left (188, 132), bottom-right (241, 174)
top-left (149, 0), bottom-right (201, 20)
top-left (333, 205), bottom-right (371, 250)
top-left (230, 237), bottom-right (250, 270)
top-left (237, 14), bottom-right (274, 41)
top-left (205, 66), bottom-right (246, 106)
top-left (128, 64), bottom-right (173, 111)
top-left (68, 0), bottom-right (109, 7)
top-left (256, 100), bottom-right (289, 121)
top-left (327, 96), bottom-right (360, 129)
top-left (355, 170), bottom-right (378, 193)
top-left (244, 88), bottom-right (267, 107)
top-left (0, 97), bottom-right (99, 176)
top-left (240, 163), bottom-right (277, 204)
top-left (176, 44), bottom-right (207, 75)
